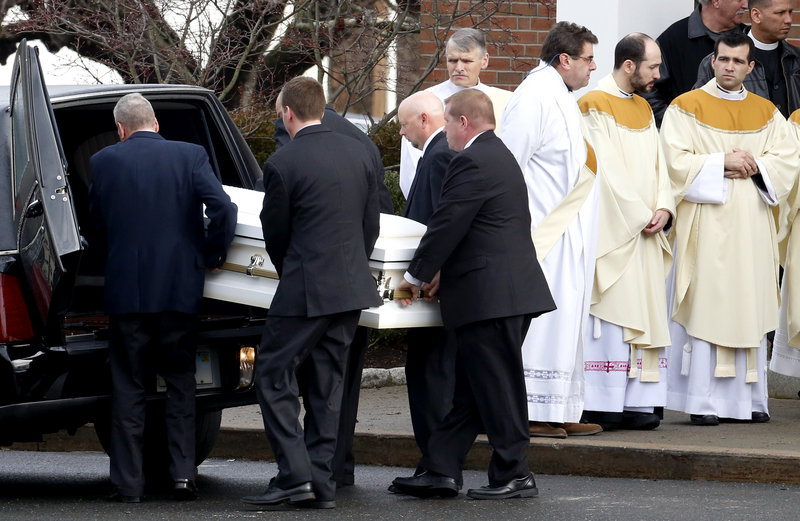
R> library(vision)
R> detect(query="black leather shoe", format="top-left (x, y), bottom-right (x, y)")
top-left (751, 411), bottom-right (771, 423)
top-left (107, 491), bottom-right (142, 503)
top-left (620, 411), bottom-right (660, 430)
top-left (392, 471), bottom-right (459, 498)
top-left (173, 479), bottom-right (198, 501)
top-left (241, 481), bottom-right (315, 506)
top-left (690, 414), bottom-right (719, 426)
top-left (291, 498), bottom-right (336, 509)
top-left (467, 473), bottom-right (538, 500)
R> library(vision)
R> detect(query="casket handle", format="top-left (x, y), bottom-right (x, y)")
top-left (247, 254), bottom-right (264, 276)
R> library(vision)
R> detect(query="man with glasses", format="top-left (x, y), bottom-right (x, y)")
top-left (500, 21), bottom-right (603, 439)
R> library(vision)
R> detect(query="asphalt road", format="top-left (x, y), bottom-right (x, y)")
top-left (0, 450), bottom-right (798, 521)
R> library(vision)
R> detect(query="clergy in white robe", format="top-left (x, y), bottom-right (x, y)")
top-left (661, 34), bottom-right (798, 424)
top-left (771, 108), bottom-right (800, 378)
top-left (399, 28), bottom-right (512, 196)
top-left (578, 34), bottom-right (675, 431)
top-left (500, 22), bottom-right (602, 437)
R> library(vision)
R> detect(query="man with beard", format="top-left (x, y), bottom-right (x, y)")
top-left (577, 34), bottom-right (675, 431)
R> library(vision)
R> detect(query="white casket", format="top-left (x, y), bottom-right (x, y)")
top-left (202, 186), bottom-right (442, 328)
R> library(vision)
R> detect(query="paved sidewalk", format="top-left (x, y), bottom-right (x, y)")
top-left (215, 384), bottom-right (800, 485)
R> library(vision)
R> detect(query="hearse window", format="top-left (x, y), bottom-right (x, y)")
top-left (10, 74), bottom-right (30, 205)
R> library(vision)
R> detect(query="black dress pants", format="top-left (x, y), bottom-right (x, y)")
top-left (421, 314), bottom-right (532, 486)
top-left (255, 311), bottom-right (359, 501)
top-left (405, 326), bottom-right (456, 461)
top-left (109, 312), bottom-right (197, 496)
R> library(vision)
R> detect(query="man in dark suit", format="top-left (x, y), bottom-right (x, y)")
top-left (89, 93), bottom-right (237, 503)
top-left (241, 77), bottom-right (381, 509)
top-left (274, 94), bottom-right (391, 489)
top-left (394, 91), bottom-right (456, 478)
top-left (392, 89), bottom-right (555, 500)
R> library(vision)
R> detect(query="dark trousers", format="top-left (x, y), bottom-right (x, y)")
top-left (329, 325), bottom-right (368, 486)
top-left (421, 315), bottom-right (532, 486)
top-left (109, 312), bottom-right (197, 496)
top-left (255, 311), bottom-right (359, 501)
top-left (405, 327), bottom-right (456, 462)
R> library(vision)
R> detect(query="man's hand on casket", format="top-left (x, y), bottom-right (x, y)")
top-left (396, 279), bottom-right (420, 307)
top-left (422, 271), bottom-right (440, 300)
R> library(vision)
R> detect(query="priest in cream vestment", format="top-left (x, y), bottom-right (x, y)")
top-left (399, 28), bottom-right (512, 197)
top-left (578, 35), bottom-right (675, 431)
top-left (771, 108), bottom-right (800, 378)
top-left (660, 34), bottom-right (798, 424)
top-left (501, 22), bottom-right (603, 438)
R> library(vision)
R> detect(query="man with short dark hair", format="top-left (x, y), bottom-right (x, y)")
top-left (648, 0), bottom-right (748, 125)
top-left (391, 89), bottom-right (554, 500)
top-left (501, 21), bottom-right (603, 439)
top-left (577, 34), bottom-right (675, 432)
top-left (661, 32), bottom-right (798, 426)
top-left (90, 93), bottom-right (237, 503)
top-left (694, 0), bottom-right (800, 118)
top-left (241, 76), bottom-right (381, 509)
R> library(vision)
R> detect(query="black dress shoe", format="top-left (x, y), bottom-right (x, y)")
top-left (467, 473), bottom-right (538, 500)
top-left (291, 498), bottom-right (336, 509)
top-left (690, 414), bottom-right (719, 426)
top-left (173, 479), bottom-right (198, 501)
top-left (241, 481), bottom-right (315, 506)
top-left (620, 411), bottom-right (661, 430)
top-left (107, 491), bottom-right (142, 503)
top-left (751, 411), bottom-right (771, 423)
top-left (392, 471), bottom-right (459, 498)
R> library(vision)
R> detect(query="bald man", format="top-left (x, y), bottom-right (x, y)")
top-left (399, 92), bottom-right (456, 224)
top-left (393, 91), bottom-right (457, 482)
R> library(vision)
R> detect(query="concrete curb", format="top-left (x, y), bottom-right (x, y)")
top-left (207, 429), bottom-right (800, 485)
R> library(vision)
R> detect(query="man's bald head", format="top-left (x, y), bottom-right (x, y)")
top-left (398, 91), bottom-right (447, 150)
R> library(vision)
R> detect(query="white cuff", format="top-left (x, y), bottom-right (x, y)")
top-left (753, 158), bottom-right (778, 206)
top-left (404, 271), bottom-right (424, 286)
top-left (684, 153), bottom-right (727, 204)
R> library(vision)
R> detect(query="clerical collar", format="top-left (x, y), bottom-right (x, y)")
top-left (617, 87), bottom-right (633, 99)
top-left (748, 31), bottom-right (779, 51)
top-left (716, 83), bottom-right (746, 100)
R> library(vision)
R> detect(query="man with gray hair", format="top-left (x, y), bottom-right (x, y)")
top-left (89, 93), bottom-right (237, 502)
top-left (398, 27), bottom-right (511, 197)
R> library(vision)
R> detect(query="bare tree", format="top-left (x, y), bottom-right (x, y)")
top-left (0, 1), bottom-right (551, 126)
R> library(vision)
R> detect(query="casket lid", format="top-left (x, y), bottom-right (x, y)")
top-left (221, 186), bottom-right (427, 262)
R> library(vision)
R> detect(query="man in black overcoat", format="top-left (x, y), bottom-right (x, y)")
top-left (392, 89), bottom-right (555, 500)
top-left (89, 93), bottom-right (237, 502)
top-left (242, 77), bottom-right (381, 509)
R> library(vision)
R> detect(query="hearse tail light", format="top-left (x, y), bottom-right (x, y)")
top-left (238, 346), bottom-right (256, 388)
top-left (0, 273), bottom-right (34, 342)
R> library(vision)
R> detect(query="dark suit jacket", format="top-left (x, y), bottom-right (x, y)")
top-left (89, 131), bottom-right (237, 315)
top-left (274, 106), bottom-right (394, 213)
top-left (406, 131), bottom-right (555, 329)
top-left (403, 131), bottom-right (454, 225)
top-left (261, 125), bottom-right (382, 317)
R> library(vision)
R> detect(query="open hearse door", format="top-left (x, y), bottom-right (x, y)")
top-left (10, 40), bottom-right (82, 344)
